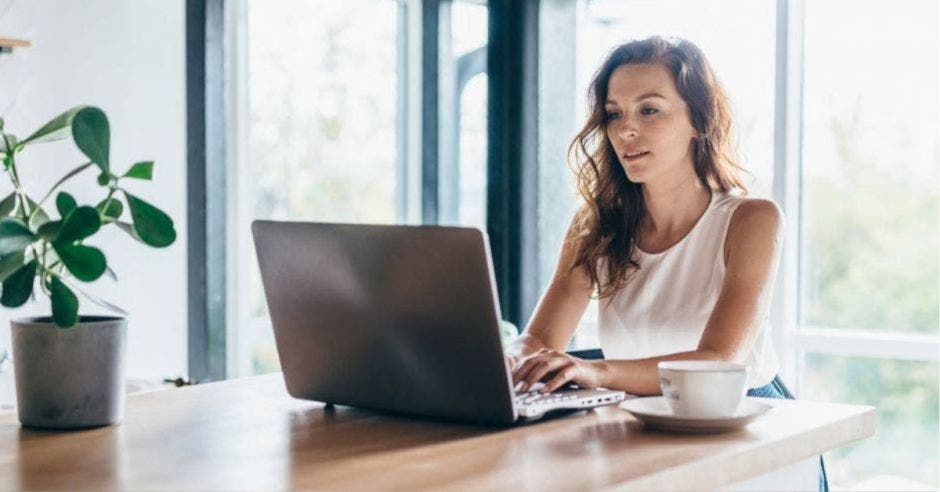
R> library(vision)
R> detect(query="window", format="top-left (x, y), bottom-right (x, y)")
top-left (450, 1), bottom-right (488, 230)
top-left (233, 0), bottom-right (402, 375)
top-left (803, 355), bottom-right (938, 487)
top-left (229, 0), bottom-right (490, 376)
top-left (215, 4), bottom-right (938, 487)
top-left (798, 0), bottom-right (939, 487)
top-left (536, 2), bottom-right (938, 487)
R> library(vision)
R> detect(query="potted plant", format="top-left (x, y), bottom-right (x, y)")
top-left (0, 106), bottom-right (176, 428)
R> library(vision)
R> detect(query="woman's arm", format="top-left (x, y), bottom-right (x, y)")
top-left (504, 219), bottom-right (594, 367)
top-left (514, 198), bottom-right (784, 395)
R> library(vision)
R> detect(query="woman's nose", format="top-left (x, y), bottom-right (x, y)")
top-left (616, 119), bottom-right (638, 140)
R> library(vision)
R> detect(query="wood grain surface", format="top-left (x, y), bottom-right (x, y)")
top-left (0, 373), bottom-right (874, 491)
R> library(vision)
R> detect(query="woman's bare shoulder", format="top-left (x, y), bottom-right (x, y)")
top-left (730, 197), bottom-right (784, 228)
top-left (724, 197), bottom-right (784, 262)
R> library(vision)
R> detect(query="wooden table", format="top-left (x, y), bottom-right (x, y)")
top-left (0, 373), bottom-right (874, 491)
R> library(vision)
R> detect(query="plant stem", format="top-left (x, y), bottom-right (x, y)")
top-left (100, 186), bottom-right (118, 222)
top-left (40, 241), bottom-right (47, 279)
top-left (35, 243), bottom-right (51, 296)
top-left (39, 271), bottom-right (50, 296)
top-left (1, 134), bottom-right (29, 222)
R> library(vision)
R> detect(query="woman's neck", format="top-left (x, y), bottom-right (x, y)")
top-left (639, 174), bottom-right (712, 235)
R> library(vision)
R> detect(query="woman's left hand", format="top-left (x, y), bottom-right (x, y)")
top-left (511, 348), bottom-right (606, 393)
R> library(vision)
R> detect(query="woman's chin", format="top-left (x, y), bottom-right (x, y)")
top-left (622, 165), bottom-right (647, 183)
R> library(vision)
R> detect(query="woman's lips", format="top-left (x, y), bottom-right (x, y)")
top-left (623, 151), bottom-right (650, 162)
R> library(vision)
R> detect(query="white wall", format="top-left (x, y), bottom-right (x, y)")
top-left (0, 0), bottom-right (187, 383)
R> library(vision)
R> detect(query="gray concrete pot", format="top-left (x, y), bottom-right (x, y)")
top-left (11, 316), bottom-right (127, 429)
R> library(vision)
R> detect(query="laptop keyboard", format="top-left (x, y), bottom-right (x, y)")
top-left (514, 389), bottom-right (580, 406)
top-left (512, 382), bottom-right (627, 419)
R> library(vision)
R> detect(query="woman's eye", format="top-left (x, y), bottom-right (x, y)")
top-left (604, 111), bottom-right (621, 121)
top-left (641, 107), bottom-right (659, 115)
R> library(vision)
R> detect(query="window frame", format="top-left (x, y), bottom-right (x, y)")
top-left (193, 0), bottom-right (939, 385)
top-left (772, 0), bottom-right (939, 395)
top-left (187, 0), bottom-right (228, 382)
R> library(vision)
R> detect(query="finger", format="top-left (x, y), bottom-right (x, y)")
top-left (523, 358), bottom-right (568, 391)
top-left (542, 366), bottom-right (577, 393)
top-left (511, 354), bottom-right (535, 379)
top-left (512, 352), bottom-right (552, 383)
top-left (512, 355), bottom-right (548, 388)
top-left (512, 350), bottom-right (564, 388)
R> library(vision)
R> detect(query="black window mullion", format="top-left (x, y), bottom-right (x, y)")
top-left (487, 0), bottom-right (540, 328)
top-left (421, 0), bottom-right (443, 224)
top-left (186, 0), bottom-right (226, 382)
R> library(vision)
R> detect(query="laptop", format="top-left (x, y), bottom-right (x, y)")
top-left (251, 220), bottom-right (627, 425)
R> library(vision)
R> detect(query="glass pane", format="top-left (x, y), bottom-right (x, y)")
top-left (538, 0), bottom-right (776, 348)
top-left (803, 354), bottom-right (939, 489)
top-left (238, 0), bottom-right (401, 375)
top-left (451, 1), bottom-right (488, 58)
top-left (452, 1), bottom-right (488, 230)
top-left (801, 0), bottom-right (939, 334)
top-left (458, 73), bottom-right (488, 230)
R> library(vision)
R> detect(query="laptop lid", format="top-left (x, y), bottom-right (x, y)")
top-left (252, 220), bottom-right (517, 424)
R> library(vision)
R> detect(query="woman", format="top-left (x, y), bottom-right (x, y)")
top-left (504, 36), bottom-right (828, 490)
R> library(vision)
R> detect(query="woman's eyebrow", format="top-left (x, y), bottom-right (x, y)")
top-left (634, 92), bottom-right (667, 102)
top-left (605, 92), bottom-right (667, 105)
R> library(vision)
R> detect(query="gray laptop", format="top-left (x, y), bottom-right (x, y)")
top-left (252, 220), bottom-right (626, 425)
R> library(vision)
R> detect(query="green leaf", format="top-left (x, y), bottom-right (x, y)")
top-left (55, 192), bottom-right (77, 218)
top-left (0, 218), bottom-right (36, 256)
top-left (0, 251), bottom-right (24, 282)
top-left (49, 275), bottom-right (79, 328)
top-left (97, 172), bottom-right (111, 186)
top-left (123, 192), bottom-right (175, 247)
top-left (0, 193), bottom-right (16, 217)
top-left (96, 198), bottom-right (123, 223)
top-left (124, 161), bottom-right (153, 180)
top-left (37, 220), bottom-right (62, 241)
top-left (56, 206), bottom-right (100, 244)
top-left (71, 107), bottom-right (110, 173)
top-left (24, 196), bottom-right (50, 230)
top-left (53, 243), bottom-right (106, 282)
top-left (20, 106), bottom-right (88, 147)
top-left (0, 259), bottom-right (36, 307)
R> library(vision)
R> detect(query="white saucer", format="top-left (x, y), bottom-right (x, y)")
top-left (619, 396), bottom-right (773, 434)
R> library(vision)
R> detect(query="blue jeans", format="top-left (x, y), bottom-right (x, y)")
top-left (748, 376), bottom-right (830, 492)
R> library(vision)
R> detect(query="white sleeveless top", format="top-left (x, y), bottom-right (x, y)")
top-left (596, 191), bottom-right (779, 389)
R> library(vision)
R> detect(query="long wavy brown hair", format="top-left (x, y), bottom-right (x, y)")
top-left (567, 36), bottom-right (749, 299)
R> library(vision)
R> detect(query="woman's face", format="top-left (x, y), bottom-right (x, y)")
top-left (603, 63), bottom-right (699, 185)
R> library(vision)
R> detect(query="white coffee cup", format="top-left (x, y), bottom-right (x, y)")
top-left (657, 360), bottom-right (748, 418)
